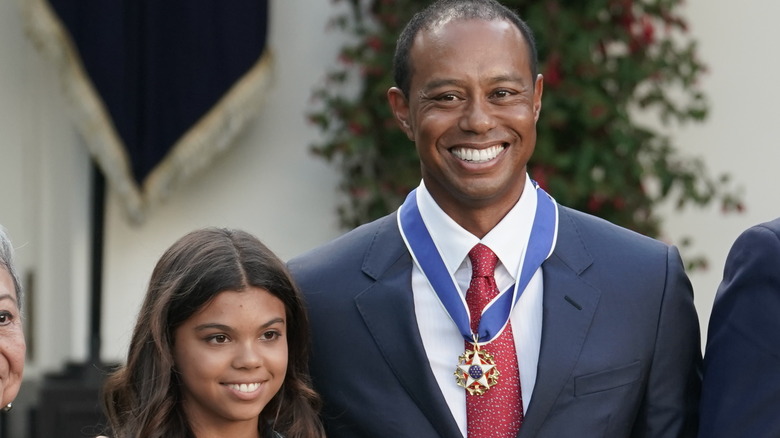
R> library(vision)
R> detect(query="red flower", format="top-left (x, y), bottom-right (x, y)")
top-left (348, 122), bottom-right (364, 135)
top-left (350, 187), bottom-right (369, 199)
top-left (529, 165), bottom-right (552, 190)
top-left (543, 54), bottom-right (562, 88)
top-left (366, 36), bottom-right (382, 52)
top-left (587, 194), bottom-right (605, 212)
top-left (590, 105), bottom-right (607, 119)
top-left (612, 0), bottom-right (634, 29)
top-left (338, 52), bottom-right (353, 65)
top-left (641, 16), bottom-right (655, 45)
top-left (630, 16), bottom-right (656, 52)
top-left (361, 65), bottom-right (384, 78)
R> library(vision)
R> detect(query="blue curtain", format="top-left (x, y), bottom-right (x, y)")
top-left (47, 0), bottom-right (269, 185)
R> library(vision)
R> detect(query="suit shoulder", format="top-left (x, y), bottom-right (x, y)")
top-left (738, 217), bottom-right (780, 243)
top-left (288, 213), bottom-right (397, 275)
top-left (759, 216), bottom-right (780, 234)
top-left (721, 217), bottom-right (780, 281)
top-left (559, 205), bottom-right (668, 253)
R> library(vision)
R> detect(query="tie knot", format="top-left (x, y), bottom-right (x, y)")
top-left (468, 243), bottom-right (498, 278)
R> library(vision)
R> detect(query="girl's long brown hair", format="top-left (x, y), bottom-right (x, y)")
top-left (101, 228), bottom-right (325, 438)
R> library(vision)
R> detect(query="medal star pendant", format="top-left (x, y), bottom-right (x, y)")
top-left (454, 345), bottom-right (500, 395)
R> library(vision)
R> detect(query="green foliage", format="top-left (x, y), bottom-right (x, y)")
top-left (309, 0), bottom-right (742, 265)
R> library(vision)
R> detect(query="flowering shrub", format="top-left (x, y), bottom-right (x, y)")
top-left (309, 0), bottom-right (742, 265)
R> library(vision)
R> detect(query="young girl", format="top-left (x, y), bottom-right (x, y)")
top-left (100, 228), bottom-right (325, 438)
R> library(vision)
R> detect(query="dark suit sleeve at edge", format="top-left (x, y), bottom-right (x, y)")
top-left (634, 245), bottom-right (701, 437)
top-left (699, 224), bottom-right (780, 438)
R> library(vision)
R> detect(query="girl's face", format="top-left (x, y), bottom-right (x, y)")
top-left (0, 268), bottom-right (24, 408)
top-left (173, 287), bottom-right (288, 433)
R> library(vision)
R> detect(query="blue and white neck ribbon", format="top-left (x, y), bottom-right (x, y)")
top-left (398, 182), bottom-right (558, 345)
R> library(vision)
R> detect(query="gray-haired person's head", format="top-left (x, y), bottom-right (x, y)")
top-left (0, 226), bottom-right (22, 309)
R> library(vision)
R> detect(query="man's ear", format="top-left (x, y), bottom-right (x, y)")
top-left (533, 74), bottom-right (544, 122)
top-left (387, 87), bottom-right (414, 140)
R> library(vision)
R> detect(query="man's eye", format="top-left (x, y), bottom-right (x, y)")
top-left (436, 94), bottom-right (458, 101)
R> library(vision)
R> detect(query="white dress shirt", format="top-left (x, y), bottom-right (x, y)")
top-left (411, 173), bottom-right (544, 437)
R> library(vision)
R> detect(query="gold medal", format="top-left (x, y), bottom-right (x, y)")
top-left (454, 343), bottom-right (500, 395)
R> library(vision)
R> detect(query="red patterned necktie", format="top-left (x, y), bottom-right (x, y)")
top-left (465, 243), bottom-right (523, 437)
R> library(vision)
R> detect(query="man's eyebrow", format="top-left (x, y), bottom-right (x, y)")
top-left (421, 78), bottom-right (465, 92)
top-left (420, 74), bottom-right (528, 95)
top-left (488, 74), bottom-right (526, 84)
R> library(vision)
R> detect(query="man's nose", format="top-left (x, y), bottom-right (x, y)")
top-left (459, 97), bottom-right (496, 133)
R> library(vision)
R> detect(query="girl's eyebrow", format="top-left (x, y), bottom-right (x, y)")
top-left (194, 317), bottom-right (285, 332)
top-left (194, 323), bottom-right (232, 332)
top-left (263, 317), bottom-right (285, 327)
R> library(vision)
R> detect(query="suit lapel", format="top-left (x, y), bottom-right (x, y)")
top-left (518, 207), bottom-right (601, 438)
top-left (354, 214), bottom-right (462, 438)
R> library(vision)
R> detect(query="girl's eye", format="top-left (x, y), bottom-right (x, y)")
top-left (0, 311), bottom-right (13, 326)
top-left (260, 330), bottom-right (281, 341)
top-left (208, 334), bottom-right (230, 344)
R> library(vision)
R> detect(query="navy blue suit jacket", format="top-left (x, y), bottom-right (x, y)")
top-left (289, 205), bottom-right (701, 437)
top-left (700, 217), bottom-right (780, 437)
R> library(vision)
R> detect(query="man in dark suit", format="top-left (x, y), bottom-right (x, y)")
top-left (699, 217), bottom-right (780, 438)
top-left (289, 1), bottom-right (701, 436)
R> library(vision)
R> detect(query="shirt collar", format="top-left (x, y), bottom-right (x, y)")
top-left (417, 173), bottom-right (537, 279)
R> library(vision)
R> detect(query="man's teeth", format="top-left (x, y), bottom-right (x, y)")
top-left (452, 145), bottom-right (504, 163)
top-left (227, 383), bottom-right (260, 393)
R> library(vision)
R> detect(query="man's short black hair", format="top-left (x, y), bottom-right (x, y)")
top-left (392, 0), bottom-right (539, 97)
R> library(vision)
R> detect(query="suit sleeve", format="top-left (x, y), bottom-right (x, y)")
top-left (634, 245), bottom-right (702, 437)
top-left (699, 224), bottom-right (780, 438)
